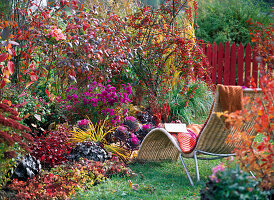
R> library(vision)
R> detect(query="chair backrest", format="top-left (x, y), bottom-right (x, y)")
top-left (193, 87), bottom-right (263, 155)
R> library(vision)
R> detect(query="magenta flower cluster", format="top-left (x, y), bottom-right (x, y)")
top-left (77, 119), bottom-right (89, 127)
top-left (124, 116), bottom-right (136, 122)
top-left (63, 81), bottom-right (132, 125)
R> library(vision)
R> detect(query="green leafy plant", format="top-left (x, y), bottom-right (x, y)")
top-left (196, 0), bottom-right (272, 46)
top-left (167, 78), bottom-right (214, 124)
top-left (200, 165), bottom-right (270, 200)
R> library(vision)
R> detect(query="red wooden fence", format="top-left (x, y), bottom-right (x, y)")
top-left (201, 41), bottom-right (264, 87)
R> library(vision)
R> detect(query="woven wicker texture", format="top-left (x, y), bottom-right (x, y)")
top-left (137, 87), bottom-right (263, 161)
top-left (137, 128), bottom-right (181, 161)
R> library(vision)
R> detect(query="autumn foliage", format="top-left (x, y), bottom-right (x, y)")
top-left (0, 101), bottom-right (33, 187)
top-left (222, 75), bottom-right (273, 190)
top-left (246, 18), bottom-right (273, 68)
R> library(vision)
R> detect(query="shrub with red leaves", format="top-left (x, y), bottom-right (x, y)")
top-left (0, 102), bottom-right (34, 187)
top-left (8, 157), bottom-right (132, 200)
top-left (30, 125), bottom-right (71, 169)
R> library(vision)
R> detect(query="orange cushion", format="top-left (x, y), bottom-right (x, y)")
top-left (171, 124), bottom-right (203, 153)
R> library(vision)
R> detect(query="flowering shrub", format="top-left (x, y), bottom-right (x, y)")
top-left (0, 102), bottom-right (33, 187)
top-left (9, 157), bottom-right (132, 199)
top-left (30, 125), bottom-right (71, 169)
top-left (201, 165), bottom-right (270, 200)
top-left (0, 0), bottom-right (133, 95)
top-left (62, 81), bottom-right (132, 125)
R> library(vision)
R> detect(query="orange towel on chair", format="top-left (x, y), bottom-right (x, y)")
top-left (218, 84), bottom-right (243, 113)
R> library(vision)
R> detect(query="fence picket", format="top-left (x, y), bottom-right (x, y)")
top-left (237, 43), bottom-right (244, 86)
top-left (230, 42), bottom-right (237, 85)
top-left (206, 42), bottom-right (212, 84)
top-left (218, 43), bottom-right (223, 84)
top-left (252, 45), bottom-right (258, 86)
top-left (212, 42), bottom-right (217, 85)
top-left (203, 41), bottom-right (259, 87)
top-left (245, 44), bottom-right (251, 87)
top-left (224, 41), bottom-right (230, 85)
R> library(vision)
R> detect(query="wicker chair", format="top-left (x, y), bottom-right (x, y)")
top-left (136, 86), bottom-right (262, 186)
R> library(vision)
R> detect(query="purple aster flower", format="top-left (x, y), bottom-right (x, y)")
top-left (102, 109), bottom-right (107, 116)
top-left (102, 90), bottom-right (108, 96)
top-left (73, 94), bottom-right (78, 100)
top-left (110, 87), bottom-right (116, 92)
top-left (115, 115), bottom-right (120, 122)
top-left (126, 83), bottom-right (132, 94)
top-left (109, 109), bottom-right (115, 116)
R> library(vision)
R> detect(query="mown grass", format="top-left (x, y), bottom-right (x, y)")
top-left (74, 158), bottom-right (225, 200)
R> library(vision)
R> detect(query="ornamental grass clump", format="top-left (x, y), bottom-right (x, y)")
top-left (70, 118), bottom-right (131, 163)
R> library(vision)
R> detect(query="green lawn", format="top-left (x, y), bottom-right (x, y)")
top-left (74, 158), bottom-right (225, 200)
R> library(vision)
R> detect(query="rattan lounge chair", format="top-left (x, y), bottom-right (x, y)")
top-left (136, 86), bottom-right (262, 186)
